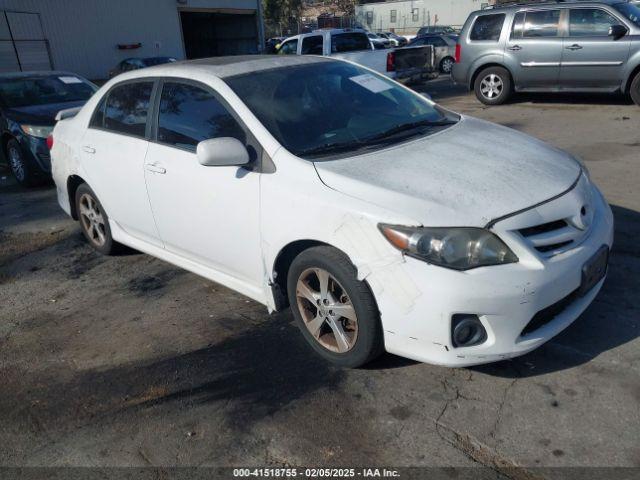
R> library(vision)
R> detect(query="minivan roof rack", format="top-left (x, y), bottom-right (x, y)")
top-left (486, 0), bottom-right (613, 8)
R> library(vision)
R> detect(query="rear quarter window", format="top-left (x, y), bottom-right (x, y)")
top-left (470, 13), bottom-right (506, 41)
top-left (331, 33), bottom-right (371, 53)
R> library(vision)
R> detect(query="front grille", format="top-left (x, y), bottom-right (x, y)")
top-left (517, 217), bottom-right (588, 256)
top-left (519, 220), bottom-right (567, 237)
top-left (520, 288), bottom-right (579, 336)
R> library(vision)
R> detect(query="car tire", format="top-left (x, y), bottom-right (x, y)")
top-left (440, 57), bottom-right (455, 74)
top-left (287, 245), bottom-right (384, 368)
top-left (630, 71), bottom-right (640, 106)
top-left (75, 183), bottom-right (121, 255)
top-left (474, 66), bottom-right (512, 105)
top-left (6, 139), bottom-right (39, 187)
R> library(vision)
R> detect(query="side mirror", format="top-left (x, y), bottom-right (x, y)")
top-left (609, 24), bottom-right (627, 40)
top-left (196, 137), bottom-right (250, 167)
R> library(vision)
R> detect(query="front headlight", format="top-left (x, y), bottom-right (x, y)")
top-left (379, 224), bottom-right (518, 270)
top-left (20, 125), bottom-right (54, 139)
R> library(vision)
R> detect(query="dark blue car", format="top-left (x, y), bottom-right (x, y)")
top-left (0, 71), bottom-right (97, 186)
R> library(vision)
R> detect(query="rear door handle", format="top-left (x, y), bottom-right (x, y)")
top-left (82, 145), bottom-right (95, 154)
top-left (507, 45), bottom-right (522, 51)
top-left (145, 163), bottom-right (166, 174)
top-left (566, 44), bottom-right (583, 50)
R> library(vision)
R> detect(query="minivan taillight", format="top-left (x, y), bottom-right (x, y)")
top-left (455, 43), bottom-right (461, 63)
top-left (46, 134), bottom-right (54, 150)
top-left (386, 51), bottom-right (396, 72)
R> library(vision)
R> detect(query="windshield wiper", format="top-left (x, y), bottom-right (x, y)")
top-left (295, 140), bottom-right (368, 158)
top-left (364, 118), bottom-right (457, 143)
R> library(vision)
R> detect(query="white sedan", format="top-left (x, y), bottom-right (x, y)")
top-left (50, 55), bottom-right (613, 368)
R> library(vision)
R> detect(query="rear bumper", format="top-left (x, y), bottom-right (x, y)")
top-left (378, 186), bottom-right (614, 367)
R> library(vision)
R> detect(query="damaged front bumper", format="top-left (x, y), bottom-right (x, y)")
top-left (378, 185), bottom-right (614, 367)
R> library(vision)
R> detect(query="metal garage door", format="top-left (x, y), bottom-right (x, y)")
top-left (0, 11), bottom-right (52, 73)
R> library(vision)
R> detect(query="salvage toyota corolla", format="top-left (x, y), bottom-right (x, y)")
top-left (50, 56), bottom-right (613, 367)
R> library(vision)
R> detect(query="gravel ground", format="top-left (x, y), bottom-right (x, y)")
top-left (0, 78), bottom-right (638, 477)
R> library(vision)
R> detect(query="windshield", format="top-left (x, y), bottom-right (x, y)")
top-left (614, 2), bottom-right (640, 27)
top-left (225, 62), bottom-right (458, 159)
top-left (0, 75), bottom-right (96, 108)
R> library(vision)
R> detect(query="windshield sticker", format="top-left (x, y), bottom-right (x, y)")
top-left (58, 76), bottom-right (83, 84)
top-left (349, 74), bottom-right (392, 94)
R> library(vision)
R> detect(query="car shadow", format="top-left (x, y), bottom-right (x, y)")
top-left (472, 204), bottom-right (640, 379)
top-left (18, 310), bottom-right (346, 432)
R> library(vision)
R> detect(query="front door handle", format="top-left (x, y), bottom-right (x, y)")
top-left (566, 44), bottom-right (583, 50)
top-left (507, 45), bottom-right (522, 51)
top-left (82, 145), bottom-right (96, 154)
top-left (145, 163), bottom-right (166, 174)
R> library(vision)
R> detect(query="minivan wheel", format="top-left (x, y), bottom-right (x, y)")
top-left (287, 246), bottom-right (384, 368)
top-left (440, 57), bottom-right (454, 74)
top-left (75, 184), bottom-right (121, 255)
top-left (474, 66), bottom-right (512, 105)
top-left (630, 72), bottom-right (640, 106)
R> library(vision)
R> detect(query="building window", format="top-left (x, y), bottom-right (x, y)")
top-left (412, 8), bottom-right (419, 22)
top-left (366, 10), bottom-right (373, 25)
top-left (390, 10), bottom-right (397, 23)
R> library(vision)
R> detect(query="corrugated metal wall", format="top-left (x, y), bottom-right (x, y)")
top-left (0, 0), bottom-right (261, 79)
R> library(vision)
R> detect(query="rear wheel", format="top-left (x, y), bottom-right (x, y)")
top-left (75, 184), bottom-right (121, 255)
top-left (630, 71), bottom-right (640, 106)
top-left (440, 57), bottom-right (455, 74)
top-left (287, 246), bottom-right (384, 368)
top-left (474, 66), bottom-right (512, 105)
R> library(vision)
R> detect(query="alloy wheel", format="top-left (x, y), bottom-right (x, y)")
top-left (480, 73), bottom-right (503, 99)
top-left (295, 267), bottom-right (358, 353)
top-left (441, 58), bottom-right (454, 74)
top-left (8, 146), bottom-right (25, 182)
top-left (78, 193), bottom-right (107, 247)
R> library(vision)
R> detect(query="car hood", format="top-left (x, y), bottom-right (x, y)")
top-left (5, 100), bottom-right (87, 126)
top-left (313, 116), bottom-right (581, 227)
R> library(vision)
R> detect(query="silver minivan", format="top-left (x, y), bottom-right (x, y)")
top-left (452, 0), bottom-right (640, 105)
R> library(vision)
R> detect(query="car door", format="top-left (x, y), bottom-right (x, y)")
top-left (560, 7), bottom-right (631, 89)
top-left (81, 80), bottom-right (162, 247)
top-left (143, 80), bottom-right (263, 287)
top-left (278, 38), bottom-right (299, 55)
top-left (506, 9), bottom-right (563, 88)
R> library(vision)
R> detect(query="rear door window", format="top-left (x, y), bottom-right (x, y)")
top-left (569, 8), bottom-right (619, 36)
top-left (522, 10), bottom-right (561, 37)
top-left (331, 33), bottom-right (371, 53)
top-left (99, 81), bottom-right (154, 138)
top-left (470, 14), bottom-right (506, 41)
top-left (301, 35), bottom-right (324, 55)
top-left (157, 82), bottom-right (245, 151)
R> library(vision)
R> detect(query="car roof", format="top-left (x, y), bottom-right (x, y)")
top-left (120, 55), bottom-right (334, 80)
top-left (481, 0), bottom-right (624, 12)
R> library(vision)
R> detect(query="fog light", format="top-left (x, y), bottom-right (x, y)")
top-left (452, 314), bottom-right (487, 348)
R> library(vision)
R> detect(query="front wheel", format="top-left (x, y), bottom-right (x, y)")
top-left (630, 71), bottom-right (640, 106)
top-left (6, 139), bottom-right (38, 186)
top-left (474, 66), bottom-right (512, 105)
top-left (287, 246), bottom-right (384, 368)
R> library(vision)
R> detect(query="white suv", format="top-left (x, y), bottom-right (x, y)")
top-left (50, 56), bottom-right (613, 367)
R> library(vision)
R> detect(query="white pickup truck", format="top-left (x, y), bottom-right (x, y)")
top-left (277, 29), bottom-right (435, 83)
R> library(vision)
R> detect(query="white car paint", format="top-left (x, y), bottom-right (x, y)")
top-left (51, 56), bottom-right (614, 367)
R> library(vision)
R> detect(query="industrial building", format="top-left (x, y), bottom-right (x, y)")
top-left (0, 0), bottom-right (265, 79)
top-left (355, 0), bottom-right (487, 34)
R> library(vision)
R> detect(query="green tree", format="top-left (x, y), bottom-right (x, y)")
top-left (263, 0), bottom-right (303, 34)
